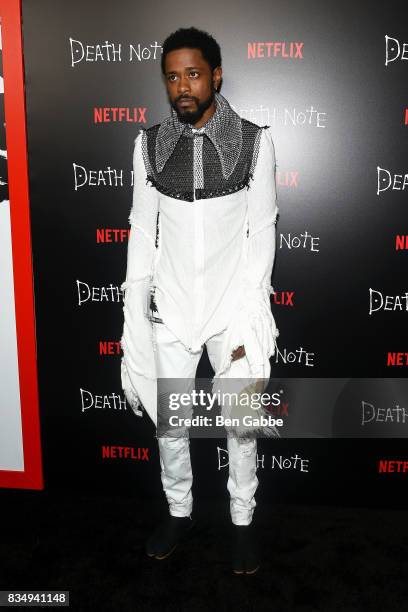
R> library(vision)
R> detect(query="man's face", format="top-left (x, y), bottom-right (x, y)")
top-left (164, 47), bottom-right (222, 126)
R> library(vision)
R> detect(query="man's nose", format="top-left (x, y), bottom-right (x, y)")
top-left (177, 75), bottom-right (190, 95)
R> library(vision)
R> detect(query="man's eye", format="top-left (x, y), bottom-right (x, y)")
top-left (168, 75), bottom-right (177, 82)
top-left (190, 71), bottom-right (199, 78)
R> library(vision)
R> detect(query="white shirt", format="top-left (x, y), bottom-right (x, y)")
top-left (120, 123), bottom-right (279, 425)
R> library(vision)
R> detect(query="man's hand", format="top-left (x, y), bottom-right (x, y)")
top-left (231, 345), bottom-right (246, 362)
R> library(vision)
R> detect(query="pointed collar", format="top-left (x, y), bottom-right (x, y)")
top-left (155, 91), bottom-right (243, 180)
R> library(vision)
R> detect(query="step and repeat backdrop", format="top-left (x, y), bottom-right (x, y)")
top-left (21, 0), bottom-right (408, 506)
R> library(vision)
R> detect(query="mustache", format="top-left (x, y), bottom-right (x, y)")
top-left (175, 95), bottom-right (198, 103)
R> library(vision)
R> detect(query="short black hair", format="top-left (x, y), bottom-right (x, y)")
top-left (161, 27), bottom-right (222, 74)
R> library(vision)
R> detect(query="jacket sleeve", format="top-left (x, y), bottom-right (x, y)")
top-left (120, 131), bottom-right (159, 424)
top-left (221, 126), bottom-right (280, 378)
top-left (245, 126), bottom-right (279, 294)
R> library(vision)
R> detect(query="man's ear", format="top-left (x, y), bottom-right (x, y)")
top-left (213, 66), bottom-right (222, 91)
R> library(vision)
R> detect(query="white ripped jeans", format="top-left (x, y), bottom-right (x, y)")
top-left (153, 321), bottom-right (258, 526)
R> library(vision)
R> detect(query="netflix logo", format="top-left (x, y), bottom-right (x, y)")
top-left (93, 107), bottom-right (147, 124)
top-left (387, 352), bottom-right (408, 366)
top-left (277, 170), bottom-right (298, 188)
top-left (99, 341), bottom-right (121, 356)
top-left (272, 291), bottom-right (295, 307)
top-left (102, 446), bottom-right (150, 461)
top-left (248, 42), bottom-right (304, 59)
top-left (395, 235), bottom-right (408, 250)
top-left (378, 460), bottom-right (408, 473)
top-left (264, 402), bottom-right (289, 417)
top-left (96, 229), bottom-right (130, 243)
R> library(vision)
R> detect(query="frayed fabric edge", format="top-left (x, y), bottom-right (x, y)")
top-left (211, 374), bottom-right (281, 440)
top-left (120, 357), bottom-right (143, 418)
top-left (210, 338), bottom-right (281, 440)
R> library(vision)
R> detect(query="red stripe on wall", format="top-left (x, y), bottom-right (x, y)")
top-left (0, 0), bottom-right (44, 489)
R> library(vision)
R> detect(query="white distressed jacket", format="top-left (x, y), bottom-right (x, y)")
top-left (120, 99), bottom-right (279, 427)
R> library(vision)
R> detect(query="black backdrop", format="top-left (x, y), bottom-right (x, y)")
top-left (21, 0), bottom-right (408, 507)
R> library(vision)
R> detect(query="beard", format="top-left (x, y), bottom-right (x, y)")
top-left (171, 85), bottom-right (216, 125)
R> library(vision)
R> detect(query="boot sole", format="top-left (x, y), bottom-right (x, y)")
top-left (245, 564), bottom-right (260, 575)
top-left (146, 521), bottom-right (196, 560)
top-left (154, 544), bottom-right (178, 560)
top-left (233, 564), bottom-right (260, 575)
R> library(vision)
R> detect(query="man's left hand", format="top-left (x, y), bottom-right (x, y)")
top-left (231, 345), bottom-right (246, 362)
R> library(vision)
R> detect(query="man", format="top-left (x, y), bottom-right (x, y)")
top-left (120, 27), bottom-right (280, 575)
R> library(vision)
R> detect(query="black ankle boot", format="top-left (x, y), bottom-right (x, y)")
top-left (231, 523), bottom-right (260, 575)
top-left (146, 515), bottom-right (196, 560)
